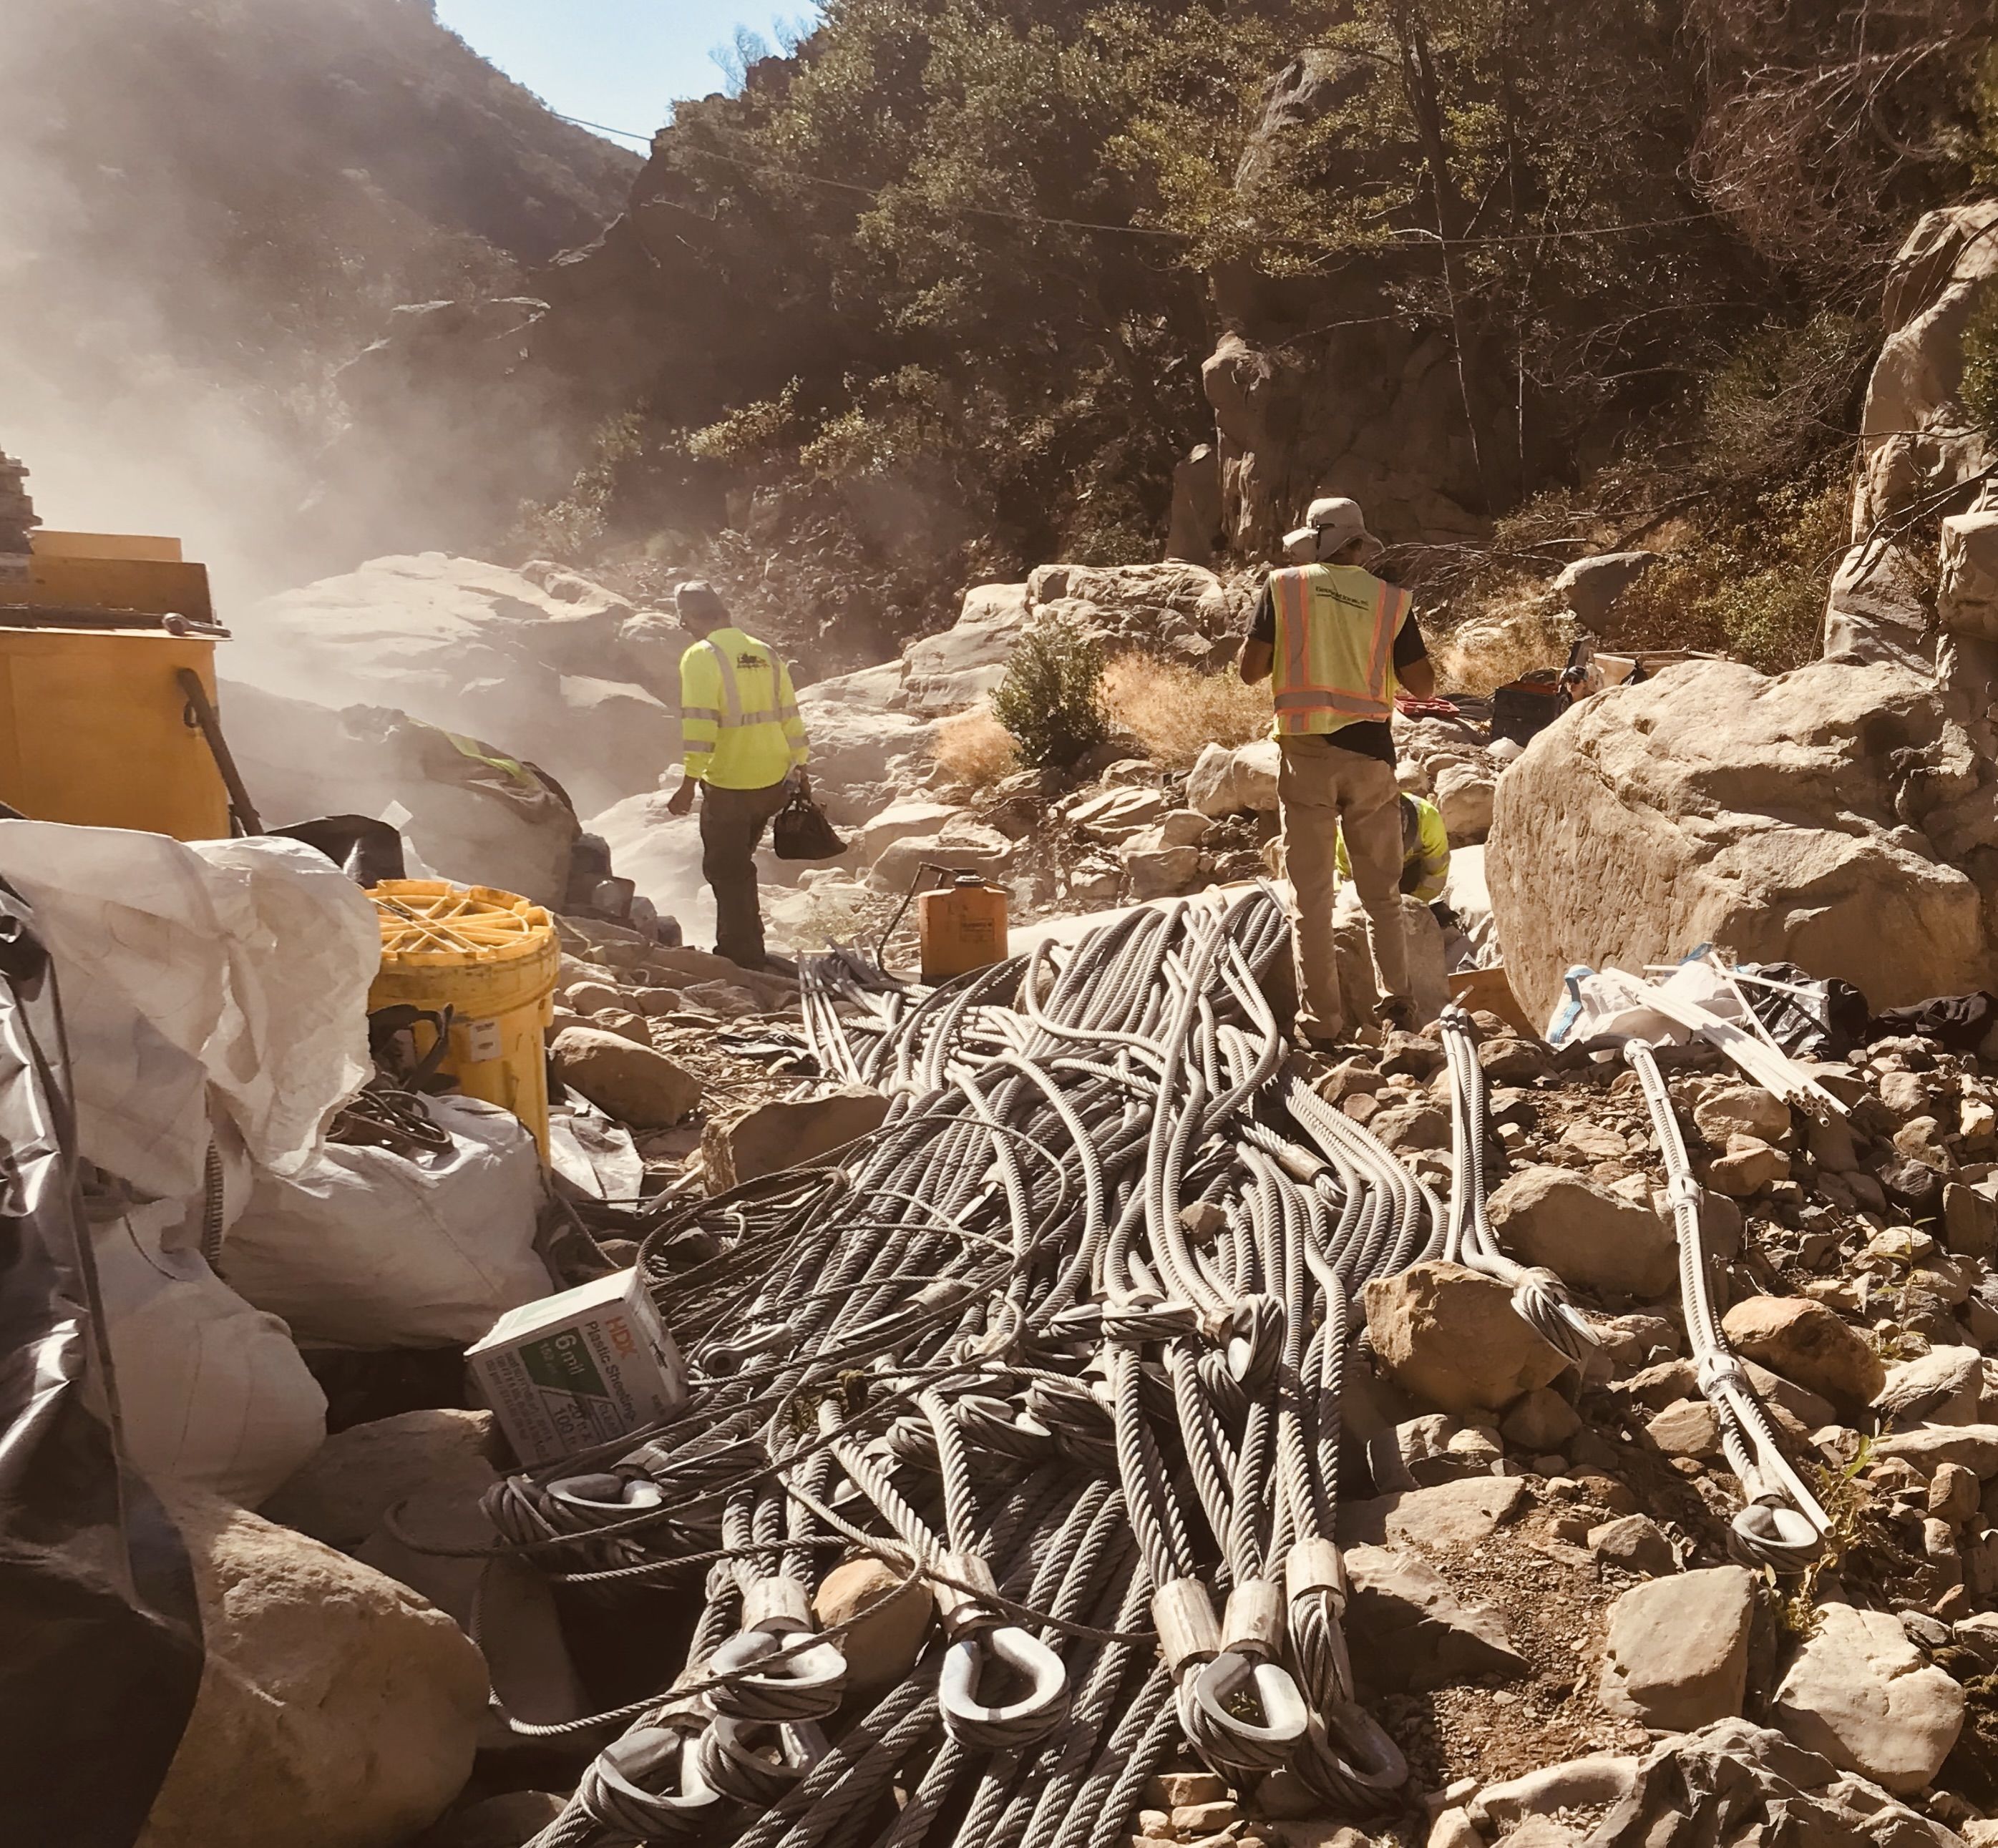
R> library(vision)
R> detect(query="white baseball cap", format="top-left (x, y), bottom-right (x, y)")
top-left (1282, 496), bottom-right (1380, 562)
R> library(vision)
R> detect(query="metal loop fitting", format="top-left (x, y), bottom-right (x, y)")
top-left (578, 1724), bottom-right (723, 1839)
top-left (938, 1624), bottom-right (1071, 1751)
top-left (1730, 1499), bottom-right (1826, 1570)
top-left (696, 1716), bottom-right (829, 1807)
top-left (1296, 1703), bottom-right (1410, 1815)
top-left (703, 1626), bottom-right (848, 1723)
top-left (1181, 1651), bottom-right (1311, 1773)
top-left (547, 1472), bottom-right (668, 1522)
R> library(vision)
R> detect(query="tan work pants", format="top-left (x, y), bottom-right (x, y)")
top-left (1278, 734), bottom-right (1410, 1041)
top-left (700, 778), bottom-right (790, 969)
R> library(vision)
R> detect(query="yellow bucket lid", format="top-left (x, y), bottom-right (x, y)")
top-left (369, 879), bottom-right (555, 968)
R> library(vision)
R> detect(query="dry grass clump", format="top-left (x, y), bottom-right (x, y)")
top-left (930, 705), bottom-right (1020, 791)
top-left (1099, 653), bottom-right (1272, 770)
top-left (1434, 582), bottom-right (1577, 695)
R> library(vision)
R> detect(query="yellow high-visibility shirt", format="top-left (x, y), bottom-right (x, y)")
top-left (1336, 793), bottom-right (1451, 901)
top-left (677, 626), bottom-right (809, 789)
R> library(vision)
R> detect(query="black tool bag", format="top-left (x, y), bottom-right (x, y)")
top-left (771, 788), bottom-right (848, 861)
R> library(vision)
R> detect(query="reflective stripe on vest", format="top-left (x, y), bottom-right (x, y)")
top-left (702, 637), bottom-right (792, 728)
top-left (1270, 565), bottom-right (1411, 733)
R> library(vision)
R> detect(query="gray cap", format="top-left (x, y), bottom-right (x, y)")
top-left (675, 580), bottom-right (729, 622)
top-left (1282, 496), bottom-right (1380, 562)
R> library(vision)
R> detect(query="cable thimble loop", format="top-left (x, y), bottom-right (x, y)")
top-left (702, 1627), bottom-right (848, 1723)
top-left (577, 1723), bottom-right (723, 1840)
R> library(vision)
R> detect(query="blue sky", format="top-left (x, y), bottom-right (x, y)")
top-left (434, 2), bottom-right (823, 145)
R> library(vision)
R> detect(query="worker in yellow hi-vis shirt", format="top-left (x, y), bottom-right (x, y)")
top-left (665, 582), bottom-right (809, 971)
top-left (1238, 496), bottom-right (1437, 1051)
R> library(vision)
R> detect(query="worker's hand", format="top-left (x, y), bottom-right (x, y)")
top-left (666, 777), bottom-right (697, 817)
top-left (791, 768), bottom-right (812, 798)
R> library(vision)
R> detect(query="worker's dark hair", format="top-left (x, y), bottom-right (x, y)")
top-left (1400, 791), bottom-right (1421, 846)
top-left (675, 580), bottom-right (730, 625)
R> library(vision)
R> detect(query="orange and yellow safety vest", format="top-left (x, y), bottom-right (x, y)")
top-left (1267, 564), bottom-right (1413, 736)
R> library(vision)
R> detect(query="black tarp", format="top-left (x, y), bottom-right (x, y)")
top-left (0, 883), bottom-right (203, 1841)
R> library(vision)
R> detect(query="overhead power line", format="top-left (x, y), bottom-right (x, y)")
top-left (555, 109), bottom-right (1721, 251)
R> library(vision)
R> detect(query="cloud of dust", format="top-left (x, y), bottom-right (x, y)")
top-left (0, 0), bottom-right (630, 615)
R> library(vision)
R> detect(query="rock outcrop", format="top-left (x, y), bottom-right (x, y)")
top-left (1486, 657), bottom-right (1996, 1025)
top-left (231, 554), bottom-right (678, 816)
top-left (1833, 200), bottom-right (1998, 665)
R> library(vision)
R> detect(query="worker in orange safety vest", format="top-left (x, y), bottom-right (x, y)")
top-left (1237, 496), bottom-right (1437, 1052)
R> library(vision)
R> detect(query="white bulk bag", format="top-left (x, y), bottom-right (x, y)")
top-left (92, 1199), bottom-right (327, 1507)
top-left (0, 823), bottom-right (378, 1198)
top-left (222, 1095), bottom-right (554, 1349)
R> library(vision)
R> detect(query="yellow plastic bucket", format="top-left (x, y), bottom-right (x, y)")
top-left (367, 880), bottom-right (560, 1157)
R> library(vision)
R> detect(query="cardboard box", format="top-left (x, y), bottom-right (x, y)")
top-left (467, 1268), bottom-right (686, 1467)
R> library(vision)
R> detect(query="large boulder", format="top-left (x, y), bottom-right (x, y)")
top-left (796, 662), bottom-right (939, 823)
top-left (1201, 313), bottom-right (1486, 560)
top-left (1188, 739), bottom-right (1281, 817)
top-left (223, 684), bottom-right (581, 909)
top-left (1551, 552), bottom-right (1661, 629)
top-left (140, 1488), bottom-right (487, 1848)
top-left (900, 583), bottom-right (1030, 715)
top-left (1363, 1261), bottom-right (1571, 1417)
top-left (1486, 657), bottom-right (1997, 1027)
top-left (230, 554), bottom-right (675, 814)
top-left (1770, 1603), bottom-right (1964, 1794)
top-left (1332, 889), bottom-right (1450, 1027)
top-left (261, 1420), bottom-right (586, 1744)
top-left (1487, 1168), bottom-right (1679, 1300)
top-left (261, 1410), bottom-right (497, 1552)
top-left (1431, 761), bottom-right (1496, 842)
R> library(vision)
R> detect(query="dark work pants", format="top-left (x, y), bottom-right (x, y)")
top-left (699, 778), bottom-right (790, 969)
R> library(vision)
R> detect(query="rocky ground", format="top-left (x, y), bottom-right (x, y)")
top-left (401, 895), bottom-right (1998, 1848)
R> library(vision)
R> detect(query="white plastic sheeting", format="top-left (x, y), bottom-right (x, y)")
top-left (0, 823), bottom-right (379, 1199)
top-left (91, 1198), bottom-right (327, 1506)
top-left (222, 1095), bottom-right (552, 1348)
top-left (1545, 957), bottom-right (1750, 1049)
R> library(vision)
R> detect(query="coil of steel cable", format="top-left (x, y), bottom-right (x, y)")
top-left (465, 888), bottom-right (1811, 1848)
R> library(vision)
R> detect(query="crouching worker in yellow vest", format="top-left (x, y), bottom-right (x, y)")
top-left (1337, 791), bottom-right (1450, 905)
top-left (665, 581), bottom-right (809, 972)
top-left (1238, 496), bottom-right (1437, 1051)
